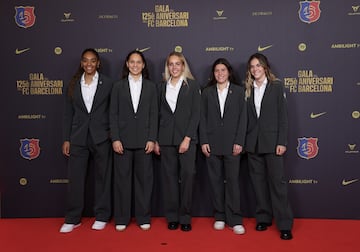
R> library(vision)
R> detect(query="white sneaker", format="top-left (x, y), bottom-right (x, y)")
top-left (92, 221), bottom-right (107, 230)
top-left (59, 223), bottom-right (81, 233)
top-left (232, 224), bottom-right (245, 235)
top-left (140, 224), bottom-right (151, 230)
top-left (115, 225), bottom-right (127, 231)
top-left (213, 221), bottom-right (225, 230)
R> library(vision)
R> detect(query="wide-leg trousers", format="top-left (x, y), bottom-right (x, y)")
top-left (113, 148), bottom-right (153, 225)
top-left (248, 152), bottom-right (293, 230)
top-left (65, 137), bottom-right (112, 224)
top-left (160, 144), bottom-right (196, 225)
top-left (206, 154), bottom-right (243, 227)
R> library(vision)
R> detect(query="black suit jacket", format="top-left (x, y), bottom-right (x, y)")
top-left (157, 79), bottom-right (201, 146)
top-left (62, 74), bottom-right (113, 145)
top-left (245, 80), bottom-right (288, 154)
top-left (199, 83), bottom-right (247, 155)
top-left (109, 78), bottom-right (158, 149)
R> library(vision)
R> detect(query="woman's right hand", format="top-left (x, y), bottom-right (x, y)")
top-left (201, 144), bottom-right (211, 157)
top-left (112, 140), bottom-right (124, 154)
top-left (62, 141), bottom-right (70, 157)
top-left (154, 142), bottom-right (161, 155)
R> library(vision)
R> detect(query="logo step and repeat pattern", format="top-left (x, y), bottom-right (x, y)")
top-left (1, 1), bottom-right (359, 218)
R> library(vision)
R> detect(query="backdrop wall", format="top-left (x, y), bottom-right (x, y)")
top-left (1, 0), bottom-right (359, 219)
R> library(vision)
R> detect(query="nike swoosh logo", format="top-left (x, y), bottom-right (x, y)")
top-left (310, 112), bottom-right (327, 119)
top-left (342, 179), bottom-right (359, 186)
top-left (257, 45), bottom-right (273, 52)
top-left (137, 47), bottom-right (151, 53)
top-left (15, 48), bottom-right (30, 55)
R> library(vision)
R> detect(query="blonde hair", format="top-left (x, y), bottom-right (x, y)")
top-left (164, 52), bottom-right (195, 82)
top-left (245, 53), bottom-right (276, 98)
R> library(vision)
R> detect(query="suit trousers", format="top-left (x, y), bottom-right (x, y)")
top-left (65, 137), bottom-right (112, 224)
top-left (160, 144), bottom-right (196, 224)
top-left (113, 148), bottom-right (153, 225)
top-left (247, 152), bottom-right (293, 230)
top-left (206, 154), bottom-right (243, 227)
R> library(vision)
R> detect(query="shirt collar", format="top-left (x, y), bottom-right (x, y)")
top-left (128, 74), bottom-right (142, 82)
top-left (253, 77), bottom-right (268, 88)
top-left (81, 71), bottom-right (99, 85)
top-left (217, 81), bottom-right (230, 90)
top-left (167, 76), bottom-right (184, 88)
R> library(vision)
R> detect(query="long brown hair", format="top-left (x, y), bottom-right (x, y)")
top-left (245, 53), bottom-right (276, 98)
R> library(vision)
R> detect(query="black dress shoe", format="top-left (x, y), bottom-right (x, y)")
top-left (280, 230), bottom-right (293, 240)
top-left (168, 222), bottom-right (179, 230)
top-left (181, 224), bottom-right (192, 232)
top-left (255, 222), bottom-right (272, 231)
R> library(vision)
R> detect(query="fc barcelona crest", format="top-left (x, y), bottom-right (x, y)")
top-left (20, 138), bottom-right (40, 160)
top-left (297, 137), bottom-right (319, 159)
top-left (14, 6), bottom-right (36, 28)
top-left (298, 1), bottom-right (321, 24)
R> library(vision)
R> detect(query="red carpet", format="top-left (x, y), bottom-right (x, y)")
top-left (1, 217), bottom-right (358, 252)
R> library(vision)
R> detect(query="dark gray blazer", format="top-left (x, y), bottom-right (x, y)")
top-left (199, 83), bottom-right (247, 155)
top-left (157, 79), bottom-right (201, 146)
top-left (109, 78), bottom-right (158, 149)
top-left (245, 80), bottom-right (288, 154)
top-left (62, 74), bottom-right (113, 145)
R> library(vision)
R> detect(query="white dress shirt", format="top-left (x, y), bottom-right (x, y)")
top-left (166, 76), bottom-right (183, 113)
top-left (253, 78), bottom-right (268, 118)
top-left (217, 82), bottom-right (230, 118)
top-left (128, 74), bottom-right (142, 113)
top-left (81, 72), bottom-right (99, 113)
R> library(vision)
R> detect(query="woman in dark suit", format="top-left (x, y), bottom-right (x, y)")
top-left (245, 53), bottom-right (293, 240)
top-left (154, 51), bottom-right (201, 232)
top-left (199, 58), bottom-right (247, 235)
top-left (110, 50), bottom-right (158, 231)
top-left (60, 48), bottom-right (113, 233)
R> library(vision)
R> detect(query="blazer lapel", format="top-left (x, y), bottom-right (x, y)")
top-left (211, 85), bottom-right (222, 117)
top-left (175, 80), bottom-right (187, 111)
top-left (164, 80), bottom-right (186, 114)
top-left (137, 79), bottom-right (146, 113)
top-left (250, 87), bottom-right (257, 118)
top-left (124, 79), bottom-right (136, 113)
top-left (261, 82), bottom-right (272, 109)
top-left (91, 76), bottom-right (104, 112)
top-left (223, 83), bottom-right (233, 116)
top-left (75, 81), bottom-right (88, 113)
top-left (162, 83), bottom-right (173, 113)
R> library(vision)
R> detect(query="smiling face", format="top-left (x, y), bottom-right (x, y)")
top-left (126, 52), bottom-right (145, 79)
top-left (214, 63), bottom-right (230, 86)
top-left (167, 55), bottom-right (185, 81)
top-left (81, 51), bottom-right (99, 76)
top-left (250, 58), bottom-right (266, 84)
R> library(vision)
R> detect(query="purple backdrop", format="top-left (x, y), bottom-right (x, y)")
top-left (1, 1), bottom-right (359, 219)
